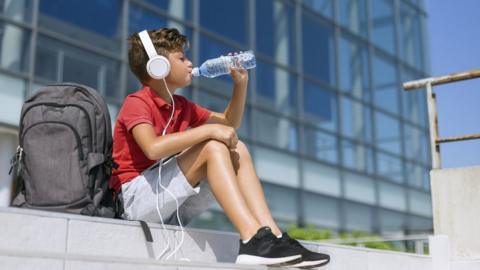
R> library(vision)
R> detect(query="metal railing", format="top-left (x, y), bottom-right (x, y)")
top-left (403, 69), bottom-right (480, 169)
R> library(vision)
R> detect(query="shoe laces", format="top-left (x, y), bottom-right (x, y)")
top-left (284, 234), bottom-right (304, 249)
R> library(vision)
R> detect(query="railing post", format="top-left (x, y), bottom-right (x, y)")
top-left (426, 81), bottom-right (441, 169)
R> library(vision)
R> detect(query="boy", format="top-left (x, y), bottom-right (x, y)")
top-left (110, 28), bottom-right (330, 268)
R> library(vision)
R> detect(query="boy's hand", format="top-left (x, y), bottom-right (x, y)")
top-left (229, 52), bottom-right (248, 86)
top-left (205, 124), bottom-right (238, 149)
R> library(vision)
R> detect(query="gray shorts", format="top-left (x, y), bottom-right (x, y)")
top-left (121, 156), bottom-right (215, 226)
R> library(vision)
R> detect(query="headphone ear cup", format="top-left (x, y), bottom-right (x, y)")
top-left (146, 55), bottom-right (171, 80)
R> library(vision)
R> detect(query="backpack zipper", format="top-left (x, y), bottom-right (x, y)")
top-left (20, 102), bottom-right (93, 154)
top-left (52, 83), bottom-right (110, 151)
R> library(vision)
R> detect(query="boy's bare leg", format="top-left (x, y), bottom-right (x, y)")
top-left (177, 139), bottom-right (260, 240)
top-left (230, 141), bottom-right (282, 236)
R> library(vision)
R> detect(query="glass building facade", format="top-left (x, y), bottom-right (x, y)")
top-left (0, 0), bottom-right (432, 235)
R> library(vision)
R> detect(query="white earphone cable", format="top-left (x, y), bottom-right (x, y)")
top-left (155, 79), bottom-right (188, 261)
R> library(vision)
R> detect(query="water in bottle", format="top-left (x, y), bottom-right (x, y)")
top-left (192, 50), bottom-right (256, 78)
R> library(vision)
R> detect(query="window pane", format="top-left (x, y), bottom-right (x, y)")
top-left (256, 0), bottom-right (296, 66)
top-left (302, 0), bottom-right (334, 19)
top-left (338, 0), bottom-right (368, 37)
top-left (144, 0), bottom-right (192, 20)
top-left (302, 14), bottom-right (336, 86)
top-left (404, 87), bottom-right (427, 126)
top-left (341, 96), bottom-right (372, 142)
top-left (39, 0), bottom-right (121, 51)
top-left (44, 54), bottom-right (97, 88)
top-left (303, 127), bottom-right (338, 163)
top-left (199, 0), bottom-right (248, 45)
top-left (377, 152), bottom-right (404, 183)
top-left (370, 0), bottom-right (396, 54)
top-left (344, 202), bottom-right (373, 232)
top-left (409, 190), bottom-right (432, 217)
top-left (344, 172), bottom-right (376, 205)
top-left (0, 0), bottom-right (33, 23)
top-left (0, 22), bottom-right (30, 73)
top-left (399, 3), bottom-right (424, 69)
top-left (303, 80), bottom-right (337, 132)
top-left (405, 162), bottom-right (430, 191)
top-left (127, 69), bottom-right (142, 95)
top-left (263, 183), bottom-right (298, 221)
top-left (403, 124), bottom-right (429, 164)
top-left (408, 216), bottom-right (432, 233)
top-left (199, 93), bottom-right (250, 139)
top-left (199, 34), bottom-right (239, 61)
top-left (35, 36), bottom-right (121, 100)
top-left (129, 4), bottom-right (166, 34)
top-left (379, 209), bottom-right (406, 234)
top-left (379, 182), bottom-right (407, 211)
top-left (176, 86), bottom-right (192, 100)
top-left (253, 110), bottom-right (298, 152)
top-left (400, 69), bottom-right (428, 127)
top-left (254, 146), bottom-right (299, 187)
top-left (372, 54), bottom-right (399, 114)
top-left (255, 61), bottom-right (296, 116)
top-left (304, 193), bottom-right (340, 229)
top-left (0, 74), bottom-right (25, 125)
top-left (304, 160), bottom-right (341, 196)
top-left (189, 210), bottom-right (235, 232)
top-left (375, 111), bottom-right (401, 155)
top-left (342, 140), bottom-right (374, 174)
top-left (339, 36), bottom-right (370, 101)
top-left (64, 55), bottom-right (120, 100)
top-left (129, 4), bottom-right (193, 40)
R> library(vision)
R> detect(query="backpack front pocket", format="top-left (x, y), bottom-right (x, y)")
top-left (21, 121), bottom-right (87, 206)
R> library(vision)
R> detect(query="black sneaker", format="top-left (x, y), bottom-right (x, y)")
top-left (280, 233), bottom-right (330, 268)
top-left (235, 227), bottom-right (302, 266)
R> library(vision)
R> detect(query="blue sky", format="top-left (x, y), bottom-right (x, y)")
top-left (425, 0), bottom-right (480, 168)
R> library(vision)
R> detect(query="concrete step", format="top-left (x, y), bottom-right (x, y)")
top-left (0, 207), bottom-right (436, 269)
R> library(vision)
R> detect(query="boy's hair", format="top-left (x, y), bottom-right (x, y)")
top-left (128, 28), bottom-right (189, 83)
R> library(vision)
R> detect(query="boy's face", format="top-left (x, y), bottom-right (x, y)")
top-left (165, 50), bottom-right (193, 89)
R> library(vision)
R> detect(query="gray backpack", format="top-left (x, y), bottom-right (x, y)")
top-left (10, 83), bottom-right (119, 217)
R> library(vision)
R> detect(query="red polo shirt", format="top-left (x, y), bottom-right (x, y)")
top-left (109, 86), bottom-right (211, 192)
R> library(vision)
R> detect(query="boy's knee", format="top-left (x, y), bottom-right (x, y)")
top-left (235, 140), bottom-right (252, 160)
top-left (236, 140), bottom-right (249, 154)
top-left (203, 139), bottom-right (230, 155)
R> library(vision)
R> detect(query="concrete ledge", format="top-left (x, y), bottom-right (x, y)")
top-left (0, 255), bottom-right (63, 270)
top-left (67, 219), bottom-right (175, 261)
top-left (0, 210), bottom-right (68, 255)
top-left (451, 261), bottom-right (480, 270)
top-left (0, 207), bottom-right (437, 270)
top-left (0, 248), bottom-right (264, 270)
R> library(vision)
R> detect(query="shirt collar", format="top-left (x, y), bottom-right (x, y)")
top-left (145, 85), bottom-right (182, 108)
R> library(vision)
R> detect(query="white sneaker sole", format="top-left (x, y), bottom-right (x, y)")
top-left (290, 259), bottom-right (330, 268)
top-left (236, 254), bottom-right (301, 266)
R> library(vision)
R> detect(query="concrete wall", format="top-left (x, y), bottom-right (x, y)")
top-left (431, 166), bottom-right (480, 260)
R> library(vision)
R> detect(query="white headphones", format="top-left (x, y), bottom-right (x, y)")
top-left (138, 30), bottom-right (171, 80)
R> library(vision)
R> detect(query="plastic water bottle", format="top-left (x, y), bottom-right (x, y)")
top-left (192, 50), bottom-right (256, 78)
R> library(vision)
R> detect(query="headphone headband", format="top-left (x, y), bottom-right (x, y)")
top-left (138, 30), bottom-right (158, 59)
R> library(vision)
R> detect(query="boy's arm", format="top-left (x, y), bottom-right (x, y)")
top-left (132, 122), bottom-right (238, 160)
top-left (206, 68), bottom-right (248, 129)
